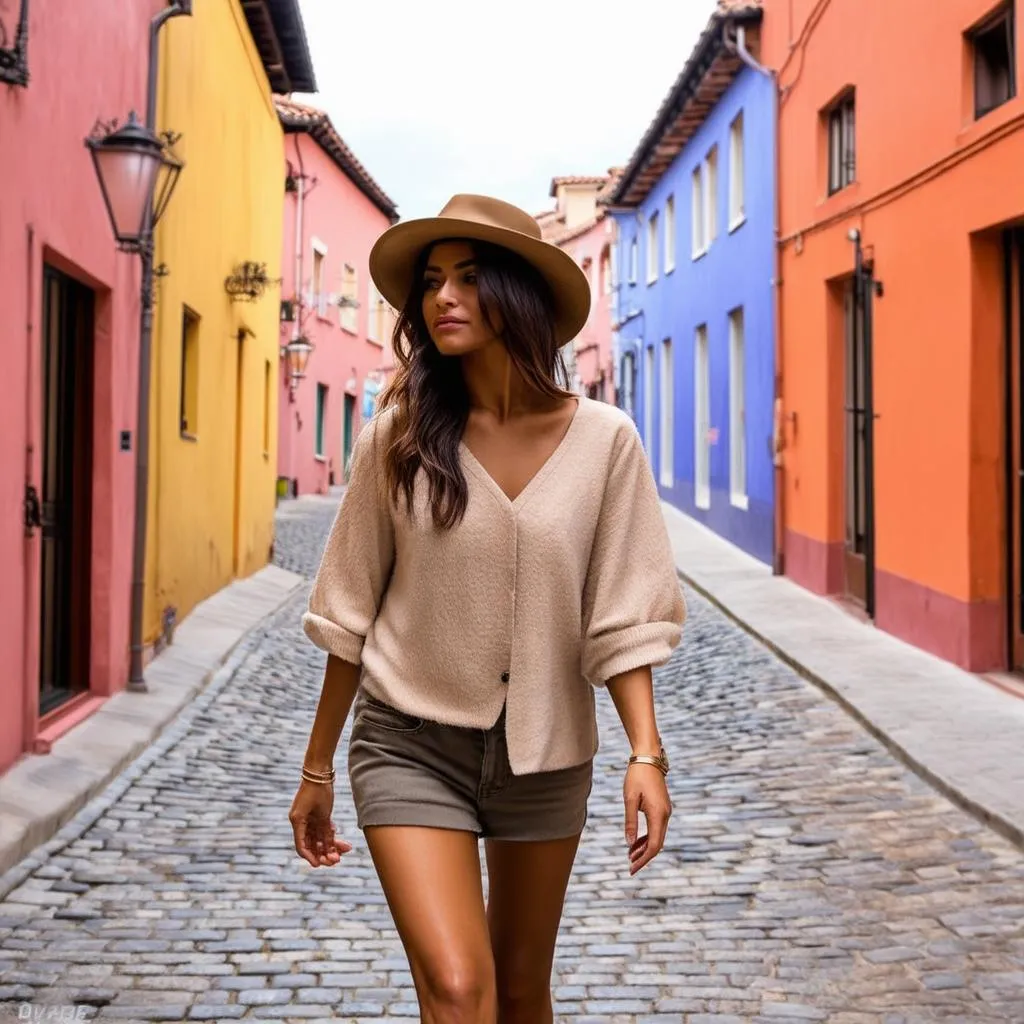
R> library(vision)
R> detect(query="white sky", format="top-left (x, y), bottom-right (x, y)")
top-left (293, 0), bottom-right (719, 221)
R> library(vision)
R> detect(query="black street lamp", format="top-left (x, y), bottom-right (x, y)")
top-left (86, 112), bottom-right (183, 254)
top-left (87, 0), bottom-right (193, 693)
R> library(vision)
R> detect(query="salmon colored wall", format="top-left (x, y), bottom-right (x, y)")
top-left (277, 130), bottom-right (397, 497)
top-left (763, 0), bottom-right (1024, 667)
top-left (0, 0), bottom-right (162, 773)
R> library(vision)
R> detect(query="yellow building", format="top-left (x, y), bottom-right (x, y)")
top-left (145, 1), bottom-right (316, 650)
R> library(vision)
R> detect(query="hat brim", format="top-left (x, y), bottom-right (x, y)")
top-left (368, 216), bottom-right (592, 346)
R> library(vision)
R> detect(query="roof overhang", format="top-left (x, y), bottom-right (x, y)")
top-left (240, 0), bottom-right (317, 94)
top-left (604, 5), bottom-right (763, 208)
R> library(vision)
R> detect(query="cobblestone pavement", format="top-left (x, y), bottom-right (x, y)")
top-left (2, 495), bottom-right (1024, 1024)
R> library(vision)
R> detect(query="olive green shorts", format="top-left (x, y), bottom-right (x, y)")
top-left (347, 689), bottom-right (593, 841)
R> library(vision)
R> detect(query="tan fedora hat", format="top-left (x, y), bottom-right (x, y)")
top-left (368, 194), bottom-right (591, 345)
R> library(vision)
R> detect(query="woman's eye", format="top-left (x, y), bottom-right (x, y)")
top-left (464, 273), bottom-right (477, 284)
top-left (424, 280), bottom-right (438, 291)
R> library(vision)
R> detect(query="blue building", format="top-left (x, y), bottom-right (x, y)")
top-left (604, 2), bottom-right (776, 565)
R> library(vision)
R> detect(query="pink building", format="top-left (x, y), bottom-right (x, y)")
top-left (275, 99), bottom-right (398, 497)
top-left (537, 173), bottom-right (621, 402)
top-left (0, 0), bottom-right (163, 773)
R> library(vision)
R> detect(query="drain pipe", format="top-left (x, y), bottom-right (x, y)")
top-left (726, 22), bottom-right (786, 576)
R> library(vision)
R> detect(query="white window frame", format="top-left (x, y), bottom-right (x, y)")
top-left (664, 195), bottom-right (675, 272)
top-left (311, 237), bottom-right (328, 318)
top-left (623, 351), bottom-right (636, 420)
top-left (729, 308), bottom-right (748, 508)
top-left (644, 344), bottom-right (655, 455)
top-left (695, 325), bottom-right (710, 509)
top-left (659, 337), bottom-right (674, 488)
top-left (646, 212), bottom-right (659, 284)
top-left (691, 166), bottom-right (705, 257)
top-left (729, 112), bottom-right (746, 230)
top-left (629, 236), bottom-right (638, 284)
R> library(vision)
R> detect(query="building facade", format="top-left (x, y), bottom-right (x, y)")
top-left (605, 1), bottom-right (776, 564)
top-left (275, 99), bottom-right (399, 498)
top-left (763, 0), bottom-right (1024, 670)
top-left (142, 0), bottom-right (315, 653)
top-left (0, 0), bottom-right (164, 773)
top-left (537, 175), bottom-right (620, 402)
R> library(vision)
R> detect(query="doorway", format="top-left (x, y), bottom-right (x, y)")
top-left (843, 254), bottom-right (877, 615)
top-left (342, 393), bottom-right (356, 481)
top-left (232, 330), bottom-right (245, 576)
top-left (37, 266), bottom-right (94, 717)
top-left (1005, 228), bottom-right (1024, 669)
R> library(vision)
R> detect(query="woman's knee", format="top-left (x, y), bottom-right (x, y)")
top-left (418, 958), bottom-right (497, 1022)
top-left (495, 966), bottom-right (551, 1022)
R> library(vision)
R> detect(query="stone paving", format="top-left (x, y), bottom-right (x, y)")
top-left (1, 495), bottom-right (1023, 1023)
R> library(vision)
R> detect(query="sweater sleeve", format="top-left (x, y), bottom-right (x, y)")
top-left (581, 420), bottom-right (687, 687)
top-left (301, 415), bottom-right (395, 666)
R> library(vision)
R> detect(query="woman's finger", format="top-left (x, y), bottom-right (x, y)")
top-left (293, 818), bottom-right (318, 868)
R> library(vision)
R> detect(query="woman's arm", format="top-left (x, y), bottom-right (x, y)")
top-left (607, 664), bottom-right (672, 875)
top-left (606, 664), bottom-right (662, 756)
top-left (303, 654), bottom-right (361, 773)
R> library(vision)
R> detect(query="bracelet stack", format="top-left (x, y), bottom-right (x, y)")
top-left (300, 764), bottom-right (335, 786)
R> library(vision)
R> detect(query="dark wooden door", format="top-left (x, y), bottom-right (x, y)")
top-left (38, 266), bottom-right (94, 716)
top-left (843, 261), bottom-right (876, 614)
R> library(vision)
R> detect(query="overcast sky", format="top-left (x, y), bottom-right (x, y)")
top-left (293, 0), bottom-right (719, 222)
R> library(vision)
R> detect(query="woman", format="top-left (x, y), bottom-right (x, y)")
top-left (288, 194), bottom-right (686, 1024)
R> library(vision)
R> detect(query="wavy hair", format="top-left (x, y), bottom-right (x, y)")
top-left (376, 238), bottom-right (574, 530)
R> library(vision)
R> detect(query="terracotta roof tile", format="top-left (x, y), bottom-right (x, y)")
top-left (274, 97), bottom-right (398, 222)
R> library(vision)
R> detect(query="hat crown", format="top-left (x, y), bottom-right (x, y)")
top-left (437, 194), bottom-right (542, 242)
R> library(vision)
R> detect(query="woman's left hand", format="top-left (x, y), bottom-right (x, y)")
top-left (624, 764), bottom-right (672, 875)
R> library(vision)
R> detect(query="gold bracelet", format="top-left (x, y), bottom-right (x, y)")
top-left (627, 753), bottom-right (669, 776)
top-left (300, 765), bottom-right (335, 784)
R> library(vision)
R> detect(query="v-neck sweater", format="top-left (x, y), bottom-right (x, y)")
top-left (302, 396), bottom-right (687, 775)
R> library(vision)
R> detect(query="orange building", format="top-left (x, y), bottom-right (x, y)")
top-left (762, 0), bottom-right (1024, 671)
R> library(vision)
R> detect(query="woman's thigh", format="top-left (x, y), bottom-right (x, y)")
top-left (484, 833), bottom-right (582, 999)
top-left (365, 825), bottom-right (496, 1008)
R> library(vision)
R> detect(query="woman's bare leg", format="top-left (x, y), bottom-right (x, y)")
top-left (484, 833), bottom-right (582, 1024)
top-left (364, 825), bottom-right (497, 1024)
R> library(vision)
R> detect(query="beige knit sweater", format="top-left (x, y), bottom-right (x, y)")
top-left (302, 396), bottom-right (686, 775)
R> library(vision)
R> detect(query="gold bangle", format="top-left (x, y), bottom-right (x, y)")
top-left (627, 754), bottom-right (669, 776)
top-left (301, 765), bottom-right (335, 784)
top-left (300, 772), bottom-right (334, 786)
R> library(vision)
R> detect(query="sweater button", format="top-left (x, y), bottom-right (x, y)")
top-left (500, 671), bottom-right (510, 683)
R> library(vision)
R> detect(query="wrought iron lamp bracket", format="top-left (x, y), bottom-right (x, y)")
top-left (0, 0), bottom-right (30, 87)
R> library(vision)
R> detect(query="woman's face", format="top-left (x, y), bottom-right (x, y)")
top-left (421, 241), bottom-right (502, 356)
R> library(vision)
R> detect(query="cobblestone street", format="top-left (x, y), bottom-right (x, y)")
top-left (1, 494), bottom-right (1023, 1023)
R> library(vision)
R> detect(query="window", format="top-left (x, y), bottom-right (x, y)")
top-left (315, 383), bottom-right (327, 458)
top-left (311, 238), bottom-right (328, 318)
top-left (600, 246), bottom-right (612, 295)
top-left (665, 196), bottom-right (676, 272)
top-left (692, 149), bottom-right (717, 257)
top-left (367, 283), bottom-right (387, 345)
top-left (646, 213), bottom-right (659, 283)
top-left (729, 112), bottom-right (745, 228)
top-left (729, 308), bottom-right (747, 507)
top-left (695, 325), bottom-right (710, 509)
top-left (340, 263), bottom-right (358, 333)
top-left (704, 146), bottom-right (718, 244)
top-left (827, 92), bottom-right (856, 194)
top-left (582, 256), bottom-right (595, 311)
top-left (262, 359), bottom-right (271, 457)
top-left (623, 351), bottom-right (636, 419)
top-left (972, 4), bottom-right (1016, 119)
top-left (180, 306), bottom-right (200, 438)
top-left (659, 338), bottom-right (674, 487)
top-left (629, 237), bottom-right (638, 284)
top-left (644, 344), bottom-right (655, 454)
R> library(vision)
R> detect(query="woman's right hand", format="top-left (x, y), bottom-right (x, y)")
top-left (288, 780), bottom-right (353, 868)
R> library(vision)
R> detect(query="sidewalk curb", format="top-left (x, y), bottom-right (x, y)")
top-left (0, 565), bottom-right (303, 897)
top-left (673, 564), bottom-right (1024, 852)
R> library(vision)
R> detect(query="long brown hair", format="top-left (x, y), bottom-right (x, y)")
top-left (376, 238), bottom-right (574, 530)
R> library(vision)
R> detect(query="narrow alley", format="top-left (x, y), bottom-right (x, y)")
top-left (0, 495), bottom-right (1022, 1023)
